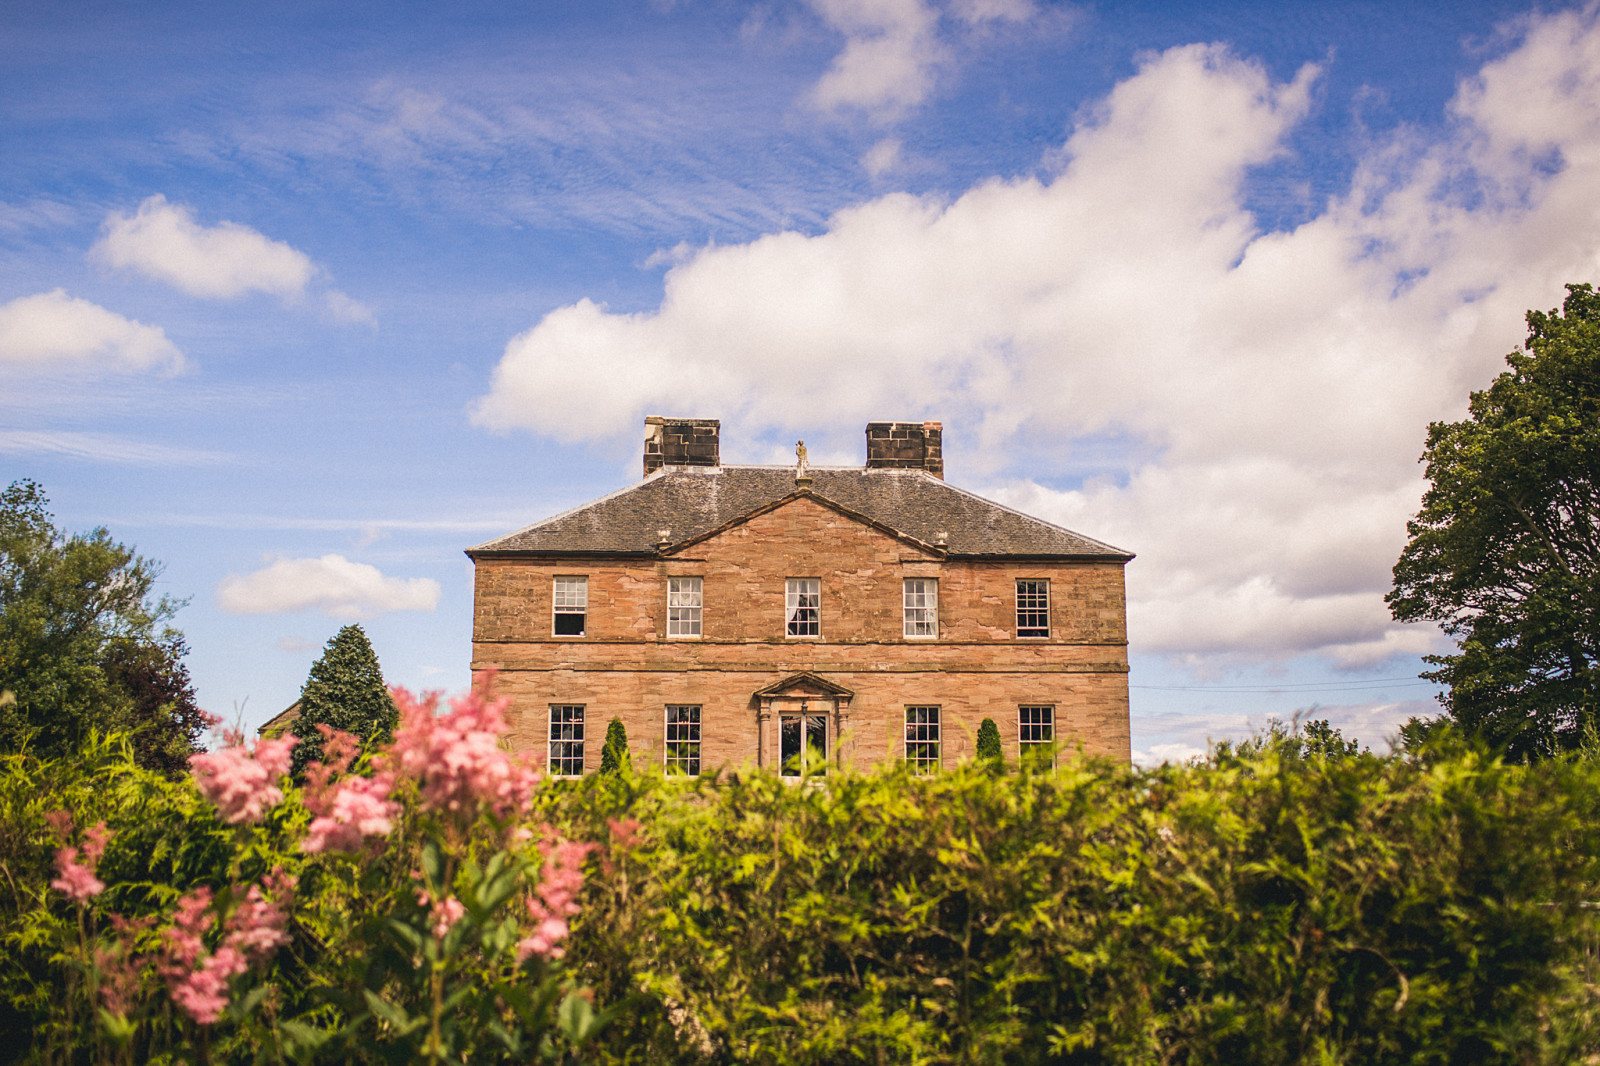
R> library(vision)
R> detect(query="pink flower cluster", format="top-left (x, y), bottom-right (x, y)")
top-left (386, 674), bottom-right (541, 822)
top-left (189, 730), bottom-right (297, 826)
top-left (96, 913), bottom-right (156, 1017)
top-left (517, 836), bottom-right (593, 962)
top-left (160, 870), bottom-right (295, 1026)
top-left (302, 771), bottom-right (399, 853)
top-left (50, 818), bottom-right (112, 902)
top-left (417, 892), bottom-right (466, 940)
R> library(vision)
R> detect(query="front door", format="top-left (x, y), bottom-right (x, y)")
top-left (779, 712), bottom-right (828, 777)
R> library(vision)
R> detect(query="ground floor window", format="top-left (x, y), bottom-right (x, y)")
top-left (665, 704), bottom-right (701, 775)
top-left (904, 705), bottom-right (941, 773)
top-left (780, 714), bottom-right (828, 777)
top-left (1019, 705), bottom-right (1054, 765)
top-left (549, 705), bottom-right (585, 776)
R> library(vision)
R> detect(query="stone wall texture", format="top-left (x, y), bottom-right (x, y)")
top-left (472, 496), bottom-right (1130, 772)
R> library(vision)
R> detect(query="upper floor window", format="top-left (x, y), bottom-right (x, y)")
top-left (665, 704), bottom-right (701, 775)
top-left (1019, 705), bottom-right (1054, 766)
top-left (1016, 579), bottom-right (1050, 638)
top-left (903, 578), bottom-right (938, 638)
top-left (905, 705), bottom-right (940, 773)
top-left (786, 578), bottom-right (820, 637)
top-left (553, 576), bottom-right (588, 636)
top-left (549, 704), bottom-right (585, 776)
top-left (667, 577), bottom-right (702, 637)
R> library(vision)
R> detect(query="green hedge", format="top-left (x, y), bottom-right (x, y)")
top-left (4, 726), bottom-right (1600, 1064)
top-left (549, 735), bottom-right (1600, 1065)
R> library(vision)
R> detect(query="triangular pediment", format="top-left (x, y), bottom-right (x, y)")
top-left (753, 672), bottom-right (855, 700)
top-left (667, 489), bottom-right (943, 558)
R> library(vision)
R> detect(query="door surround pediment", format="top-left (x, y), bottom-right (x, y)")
top-left (753, 671), bottom-right (854, 702)
top-left (754, 673), bottom-right (853, 771)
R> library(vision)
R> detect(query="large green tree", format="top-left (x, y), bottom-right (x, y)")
top-left (0, 479), bottom-right (203, 767)
top-left (289, 623), bottom-right (397, 774)
top-left (1389, 283), bottom-right (1600, 759)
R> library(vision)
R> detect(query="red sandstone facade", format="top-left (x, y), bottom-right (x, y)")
top-left (469, 419), bottom-right (1133, 775)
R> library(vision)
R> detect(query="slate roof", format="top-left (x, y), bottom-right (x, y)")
top-left (469, 466), bottom-right (1132, 560)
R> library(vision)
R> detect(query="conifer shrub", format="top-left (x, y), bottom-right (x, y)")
top-left (976, 717), bottom-right (1002, 767)
top-left (289, 625), bottom-right (396, 775)
top-left (599, 717), bottom-right (630, 775)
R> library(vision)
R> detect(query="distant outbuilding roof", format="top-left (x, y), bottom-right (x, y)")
top-left (468, 466), bottom-right (1132, 560)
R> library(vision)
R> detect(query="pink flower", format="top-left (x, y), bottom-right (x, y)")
top-left (190, 732), bottom-right (297, 825)
top-left (606, 817), bottom-right (641, 850)
top-left (96, 913), bottom-right (155, 1017)
top-left (51, 846), bottom-right (105, 901)
top-left (385, 673), bottom-right (541, 822)
top-left (50, 821), bottom-right (112, 901)
top-left (517, 835), bottom-right (592, 962)
top-left (302, 725), bottom-right (361, 810)
top-left (81, 822), bottom-right (111, 862)
top-left (44, 809), bottom-right (73, 842)
top-left (301, 772), bottom-right (399, 853)
top-left (222, 874), bottom-right (294, 964)
top-left (428, 895), bottom-right (466, 940)
top-left (169, 946), bottom-right (245, 1026)
top-left (159, 872), bottom-right (294, 1026)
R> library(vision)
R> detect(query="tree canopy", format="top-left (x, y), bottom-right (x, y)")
top-left (1389, 283), bottom-right (1600, 759)
top-left (289, 624), bottom-right (396, 774)
top-left (0, 479), bottom-right (203, 768)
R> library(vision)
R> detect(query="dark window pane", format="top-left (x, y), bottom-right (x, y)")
top-left (554, 611), bottom-right (586, 636)
top-left (781, 717), bottom-right (802, 776)
top-left (807, 715), bottom-right (827, 776)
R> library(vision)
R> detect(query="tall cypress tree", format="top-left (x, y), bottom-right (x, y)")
top-left (599, 717), bottom-right (630, 775)
top-left (289, 624), bottom-right (396, 774)
top-left (976, 718), bottom-right (1003, 769)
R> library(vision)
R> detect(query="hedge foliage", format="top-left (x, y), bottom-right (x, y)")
top-left (4, 718), bottom-right (1600, 1065)
top-left (549, 734), bottom-right (1600, 1065)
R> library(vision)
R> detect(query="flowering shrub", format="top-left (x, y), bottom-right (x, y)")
top-left (187, 727), bottom-right (297, 825)
top-left (12, 691), bottom-right (1600, 1066)
top-left (1, 673), bottom-right (605, 1065)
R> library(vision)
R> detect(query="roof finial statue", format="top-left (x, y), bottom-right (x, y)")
top-left (795, 439), bottom-right (812, 487)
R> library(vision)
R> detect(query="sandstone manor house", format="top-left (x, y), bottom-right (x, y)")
top-left (468, 417), bottom-right (1133, 776)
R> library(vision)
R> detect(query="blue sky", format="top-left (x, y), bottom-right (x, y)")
top-left (5, 0), bottom-right (1596, 761)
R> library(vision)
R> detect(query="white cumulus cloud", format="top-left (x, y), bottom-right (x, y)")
top-left (0, 289), bottom-right (183, 371)
top-left (217, 554), bottom-right (440, 620)
top-left (805, 0), bottom-right (1034, 120)
top-left (91, 194), bottom-right (314, 300)
top-left (474, 8), bottom-right (1600, 668)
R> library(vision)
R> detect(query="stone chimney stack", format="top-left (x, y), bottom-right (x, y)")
top-left (864, 421), bottom-right (943, 479)
top-left (643, 417), bottom-right (721, 476)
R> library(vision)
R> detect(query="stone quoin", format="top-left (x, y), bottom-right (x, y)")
top-left (467, 418), bottom-right (1133, 776)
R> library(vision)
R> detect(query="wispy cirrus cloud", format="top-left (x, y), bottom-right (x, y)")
top-left (0, 429), bottom-right (225, 465)
top-left (217, 554), bottom-right (440, 620)
top-left (0, 289), bottom-right (183, 372)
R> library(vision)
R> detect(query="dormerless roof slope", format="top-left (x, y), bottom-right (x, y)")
top-left (469, 466), bottom-right (1132, 560)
